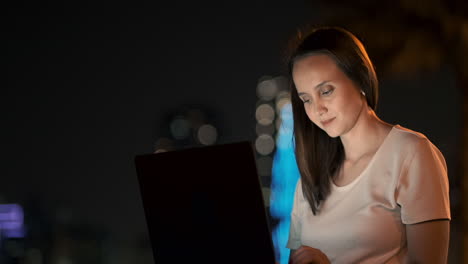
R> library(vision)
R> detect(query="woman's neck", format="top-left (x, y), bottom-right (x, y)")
top-left (339, 107), bottom-right (392, 163)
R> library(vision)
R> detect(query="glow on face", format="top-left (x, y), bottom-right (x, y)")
top-left (292, 54), bottom-right (364, 138)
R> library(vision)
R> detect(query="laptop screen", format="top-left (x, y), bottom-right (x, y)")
top-left (134, 141), bottom-right (276, 264)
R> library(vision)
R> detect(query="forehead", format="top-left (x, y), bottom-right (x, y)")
top-left (292, 54), bottom-right (339, 79)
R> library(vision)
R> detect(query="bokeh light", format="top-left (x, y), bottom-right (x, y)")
top-left (257, 79), bottom-right (278, 101)
top-left (270, 102), bottom-right (300, 264)
top-left (154, 137), bottom-right (174, 153)
top-left (275, 91), bottom-right (291, 114)
top-left (170, 116), bottom-right (190, 140)
top-left (0, 204), bottom-right (25, 240)
top-left (197, 124), bottom-right (217, 146)
top-left (255, 104), bottom-right (275, 126)
top-left (255, 134), bottom-right (275, 155)
top-left (275, 118), bottom-right (283, 131)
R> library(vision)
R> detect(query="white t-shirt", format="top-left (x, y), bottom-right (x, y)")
top-left (286, 125), bottom-right (451, 263)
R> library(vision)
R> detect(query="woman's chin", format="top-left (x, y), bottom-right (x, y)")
top-left (326, 132), bottom-right (340, 138)
top-left (322, 126), bottom-right (342, 138)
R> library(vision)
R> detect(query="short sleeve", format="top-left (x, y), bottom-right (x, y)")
top-left (286, 179), bottom-right (303, 249)
top-left (396, 138), bottom-right (450, 224)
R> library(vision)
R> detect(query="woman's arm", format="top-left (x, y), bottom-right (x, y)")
top-left (289, 249), bottom-right (296, 263)
top-left (289, 246), bottom-right (330, 264)
top-left (406, 219), bottom-right (450, 264)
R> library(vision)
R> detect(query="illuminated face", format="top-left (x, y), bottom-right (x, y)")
top-left (292, 54), bottom-right (365, 138)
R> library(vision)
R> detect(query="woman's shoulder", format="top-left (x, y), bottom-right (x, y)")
top-left (390, 124), bottom-right (442, 156)
top-left (384, 125), bottom-right (447, 175)
top-left (392, 124), bottom-right (427, 140)
top-left (391, 124), bottom-right (430, 146)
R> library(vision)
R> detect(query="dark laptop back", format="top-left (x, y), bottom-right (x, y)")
top-left (134, 141), bottom-right (276, 264)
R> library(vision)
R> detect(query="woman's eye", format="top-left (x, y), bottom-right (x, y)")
top-left (302, 99), bottom-right (310, 104)
top-left (321, 88), bottom-right (334, 96)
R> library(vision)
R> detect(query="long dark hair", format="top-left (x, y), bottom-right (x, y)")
top-left (287, 26), bottom-right (379, 214)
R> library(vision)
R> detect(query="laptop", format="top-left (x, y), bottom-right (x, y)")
top-left (134, 141), bottom-right (276, 264)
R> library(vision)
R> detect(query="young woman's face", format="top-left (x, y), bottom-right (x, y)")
top-left (292, 54), bottom-right (365, 138)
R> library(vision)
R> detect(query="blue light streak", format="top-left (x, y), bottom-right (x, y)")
top-left (270, 103), bottom-right (300, 264)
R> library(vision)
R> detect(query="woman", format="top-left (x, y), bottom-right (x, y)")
top-left (286, 26), bottom-right (450, 264)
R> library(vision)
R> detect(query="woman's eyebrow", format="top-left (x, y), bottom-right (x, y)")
top-left (298, 80), bottom-right (331, 97)
top-left (315, 80), bottom-right (330, 89)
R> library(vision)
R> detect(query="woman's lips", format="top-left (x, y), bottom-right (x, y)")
top-left (321, 117), bottom-right (335, 127)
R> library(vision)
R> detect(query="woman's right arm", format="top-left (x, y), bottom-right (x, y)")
top-left (289, 249), bottom-right (296, 263)
top-left (289, 246), bottom-right (330, 264)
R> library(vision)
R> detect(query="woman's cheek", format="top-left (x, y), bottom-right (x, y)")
top-left (305, 110), bottom-right (320, 128)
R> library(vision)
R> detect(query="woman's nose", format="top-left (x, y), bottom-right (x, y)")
top-left (314, 100), bottom-right (327, 116)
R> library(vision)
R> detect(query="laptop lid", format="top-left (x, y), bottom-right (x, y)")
top-left (134, 141), bottom-right (276, 264)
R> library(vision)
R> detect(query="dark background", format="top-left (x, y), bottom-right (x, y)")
top-left (4, 1), bottom-right (464, 263)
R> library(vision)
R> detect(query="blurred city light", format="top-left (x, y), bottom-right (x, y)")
top-left (154, 137), bottom-right (174, 153)
top-left (0, 204), bottom-right (25, 239)
top-left (255, 103), bottom-right (275, 126)
top-left (257, 75), bottom-right (288, 101)
top-left (254, 75), bottom-right (295, 264)
top-left (257, 78), bottom-right (278, 101)
top-left (275, 91), bottom-right (290, 114)
top-left (270, 101), bottom-right (300, 264)
top-left (197, 124), bottom-right (217, 146)
top-left (170, 116), bottom-right (191, 140)
top-left (157, 107), bottom-right (220, 152)
top-left (255, 134), bottom-right (275, 155)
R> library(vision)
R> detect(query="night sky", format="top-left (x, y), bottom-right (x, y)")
top-left (4, 0), bottom-right (313, 249)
